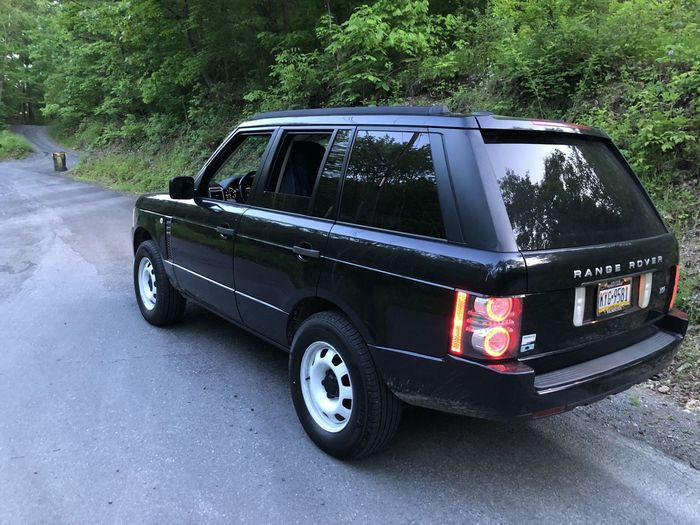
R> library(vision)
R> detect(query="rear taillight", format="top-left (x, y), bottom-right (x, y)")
top-left (450, 291), bottom-right (522, 360)
top-left (669, 265), bottom-right (681, 310)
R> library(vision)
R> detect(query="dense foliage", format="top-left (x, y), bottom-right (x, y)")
top-left (1, 0), bottom-right (698, 315)
top-left (2, 1), bottom-right (695, 171)
top-left (5, 0), bottom-right (695, 185)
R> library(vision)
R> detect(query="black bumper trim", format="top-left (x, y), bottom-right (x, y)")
top-left (534, 330), bottom-right (680, 392)
top-left (370, 310), bottom-right (688, 420)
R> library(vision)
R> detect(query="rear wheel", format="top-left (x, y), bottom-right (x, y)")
top-left (133, 240), bottom-right (186, 325)
top-left (289, 311), bottom-right (402, 459)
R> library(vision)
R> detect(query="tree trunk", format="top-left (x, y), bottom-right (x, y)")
top-left (183, 0), bottom-right (213, 89)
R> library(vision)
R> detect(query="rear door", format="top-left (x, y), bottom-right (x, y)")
top-left (320, 127), bottom-right (468, 358)
top-left (473, 130), bottom-right (677, 365)
top-left (233, 127), bottom-right (352, 345)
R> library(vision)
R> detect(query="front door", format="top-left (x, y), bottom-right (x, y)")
top-left (234, 128), bottom-right (352, 345)
top-left (170, 131), bottom-right (275, 322)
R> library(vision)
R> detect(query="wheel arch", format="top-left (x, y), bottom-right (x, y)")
top-left (286, 295), bottom-right (375, 348)
top-left (133, 226), bottom-right (153, 253)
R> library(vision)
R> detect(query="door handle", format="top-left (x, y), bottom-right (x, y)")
top-left (203, 202), bottom-right (224, 213)
top-left (216, 225), bottom-right (235, 238)
top-left (292, 243), bottom-right (320, 260)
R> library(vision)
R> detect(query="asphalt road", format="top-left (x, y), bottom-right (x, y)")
top-left (1, 126), bottom-right (699, 524)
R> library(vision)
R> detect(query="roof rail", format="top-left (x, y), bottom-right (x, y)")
top-left (250, 105), bottom-right (452, 120)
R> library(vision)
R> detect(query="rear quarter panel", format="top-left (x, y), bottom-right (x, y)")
top-left (318, 225), bottom-right (526, 358)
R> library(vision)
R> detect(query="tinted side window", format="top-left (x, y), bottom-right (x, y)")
top-left (259, 132), bottom-right (331, 214)
top-left (340, 130), bottom-right (445, 238)
top-left (312, 129), bottom-right (351, 219)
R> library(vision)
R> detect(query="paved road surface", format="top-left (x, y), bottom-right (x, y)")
top-left (1, 126), bottom-right (698, 524)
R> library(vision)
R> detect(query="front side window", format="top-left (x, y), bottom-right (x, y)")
top-left (340, 130), bottom-right (445, 238)
top-left (205, 133), bottom-right (272, 202)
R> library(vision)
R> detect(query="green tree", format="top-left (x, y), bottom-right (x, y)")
top-left (0, 0), bottom-right (44, 121)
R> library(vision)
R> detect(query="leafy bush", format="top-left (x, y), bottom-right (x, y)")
top-left (245, 1), bottom-right (463, 109)
top-left (578, 64), bottom-right (698, 185)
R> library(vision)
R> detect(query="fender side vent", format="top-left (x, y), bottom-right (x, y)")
top-left (164, 218), bottom-right (172, 259)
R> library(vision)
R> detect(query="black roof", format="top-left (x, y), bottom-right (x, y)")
top-left (242, 106), bottom-right (607, 138)
top-left (250, 105), bottom-right (453, 120)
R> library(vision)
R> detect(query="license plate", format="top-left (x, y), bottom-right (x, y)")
top-left (597, 278), bottom-right (632, 316)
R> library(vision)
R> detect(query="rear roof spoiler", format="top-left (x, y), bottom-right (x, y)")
top-left (475, 113), bottom-right (609, 139)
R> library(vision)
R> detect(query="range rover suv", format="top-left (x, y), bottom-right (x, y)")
top-left (132, 106), bottom-right (688, 459)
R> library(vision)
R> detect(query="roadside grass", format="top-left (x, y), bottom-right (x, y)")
top-left (48, 123), bottom-right (81, 150)
top-left (72, 148), bottom-right (196, 194)
top-left (0, 130), bottom-right (33, 160)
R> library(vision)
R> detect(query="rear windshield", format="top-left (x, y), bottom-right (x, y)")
top-left (482, 132), bottom-right (665, 251)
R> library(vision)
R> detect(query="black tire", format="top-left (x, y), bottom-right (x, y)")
top-left (133, 240), bottom-right (186, 326)
top-left (289, 311), bottom-right (402, 459)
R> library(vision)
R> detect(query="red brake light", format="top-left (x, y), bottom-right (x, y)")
top-left (669, 265), bottom-right (680, 310)
top-left (486, 297), bottom-right (513, 321)
top-left (483, 326), bottom-right (510, 357)
top-left (450, 290), bottom-right (522, 360)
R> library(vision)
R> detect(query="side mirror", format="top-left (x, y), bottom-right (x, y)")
top-left (169, 176), bottom-right (195, 199)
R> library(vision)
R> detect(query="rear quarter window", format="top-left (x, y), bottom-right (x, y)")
top-left (340, 130), bottom-right (445, 239)
top-left (482, 132), bottom-right (666, 251)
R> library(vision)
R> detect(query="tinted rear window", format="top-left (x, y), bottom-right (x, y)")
top-left (482, 133), bottom-right (665, 251)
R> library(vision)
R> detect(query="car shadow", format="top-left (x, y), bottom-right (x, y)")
top-left (160, 303), bottom-right (684, 520)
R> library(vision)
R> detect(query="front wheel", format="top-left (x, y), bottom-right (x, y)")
top-left (289, 311), bottom-right (402, 459)
top-left (133, 240), bottom-right (186, 325)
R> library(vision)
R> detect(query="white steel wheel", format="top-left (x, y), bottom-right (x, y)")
top-left (300, 341), bottom-right (353, 433)
top-left (138, 256), bottom-right (157, 311)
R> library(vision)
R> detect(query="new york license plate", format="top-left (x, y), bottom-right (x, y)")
top-left (597, 278), bottom-right (632, 316)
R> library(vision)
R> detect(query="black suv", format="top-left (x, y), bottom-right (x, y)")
top-left (132, 106), bottom-right (688, 459)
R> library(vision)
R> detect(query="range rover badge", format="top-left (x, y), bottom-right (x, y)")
top-left (574, 256), bottom-right (663, 279)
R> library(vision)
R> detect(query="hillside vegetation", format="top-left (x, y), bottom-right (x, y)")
top-left (3, 0), bottom-right (698, 304)
top-left (0, 129), bottom-right (33, 160)
top-left (4, 2), bottom-right (693, 179)
top-left (1, 1), bottom-right (698, 397)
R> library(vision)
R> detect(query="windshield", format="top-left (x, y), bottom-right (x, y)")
top-left (482, 132), bottom-right (666, 251)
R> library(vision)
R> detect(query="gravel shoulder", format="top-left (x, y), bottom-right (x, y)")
top-left (578, 384), bottom-right (700, 470)
top-left (660, 219), bottom-right (700, 406)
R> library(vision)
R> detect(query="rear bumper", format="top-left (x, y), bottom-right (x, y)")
top-left (370, 310), bottom-right (689, 420)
